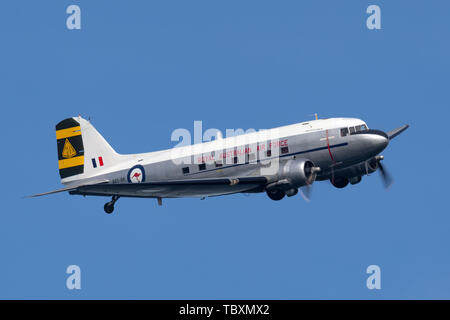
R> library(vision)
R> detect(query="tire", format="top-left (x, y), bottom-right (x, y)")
top-left (350, 176), bottom-right (362, 185)
top-left (331, 177), bottom-right (349, 189)
top-left (266, 189), bottom-right (286, 201)
top-left (104, 202), bottom-right (114, 214)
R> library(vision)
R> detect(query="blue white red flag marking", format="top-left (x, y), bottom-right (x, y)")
top-left (91, 156), bottom-right (104, 168)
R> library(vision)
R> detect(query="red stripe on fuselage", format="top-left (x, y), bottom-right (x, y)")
top-left (326, 130), bottom-right (335, 162)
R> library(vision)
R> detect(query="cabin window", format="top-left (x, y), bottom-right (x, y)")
top-left (215, 161), bottom-right (223, 168)
top-left (349, 127), bottom-right (356, 134)
top-left (198, 163), bottom-right (206, 171)
top-left (266, 150), bottom-right (272, 157)
top-left (182, 167), bottom-right (189, 174)
top-left (233, 156), bottom-right (238, 164)
top-left (340, 128), bottom-right (349, 137)
top-left (281, 146), bottom-right (289, 154)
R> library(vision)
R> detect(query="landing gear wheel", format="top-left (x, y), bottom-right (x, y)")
top-left (266, 189), bottom-right (285, 201)
top-left (350, 176), bottom-right (362, 185)
top-left (104, 195), bottom-right (120, 214)
top-left (331, 177), bottom-right (349, 189)
top-left (285, 188), bottom-right (298, 197)
top-left (104, 202), bottom-right (114, 214)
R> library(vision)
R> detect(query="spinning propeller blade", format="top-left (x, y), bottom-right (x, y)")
top-left (299, 166), bottom-right (320, 202)
top-left (378, 162), bottom-right (393, 189)
top-left (299, 185), bottom-right (312, 202)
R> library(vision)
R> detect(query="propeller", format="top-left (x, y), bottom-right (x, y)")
top-left (299, 166), bottom-right (320, 202)
top-left (370, 155), bottom-right (394, 189)
top-left (378, 161), bottom-right (393, 189)
top-left (299, 185), bottom-right (312, 202)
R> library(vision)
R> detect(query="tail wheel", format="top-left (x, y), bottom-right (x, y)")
top-left (104, 195), bottom-right (119, 214)
top-left (104, 202), bottom-right (114, 214)
top-left (266, 189), bottom-right (285, 201)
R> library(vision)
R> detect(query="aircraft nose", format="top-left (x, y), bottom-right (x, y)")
top-left (367, 130), bottom-right (389, 154)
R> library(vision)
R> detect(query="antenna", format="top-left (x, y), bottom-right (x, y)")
top-left (308, 113), bottom-right (319, 120)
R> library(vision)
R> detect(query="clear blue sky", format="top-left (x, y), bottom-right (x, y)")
top-left (1, 0), bottom-right (449, 299)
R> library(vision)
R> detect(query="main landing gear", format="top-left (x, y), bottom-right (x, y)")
top-left (104, 195), bottom-right (120, 214)
top-left (266, 189), bottom-right (286, 201)
top-left (330, 176), bottom-right (349, 189)
top-left (266, 187), bottom-right (299, 201)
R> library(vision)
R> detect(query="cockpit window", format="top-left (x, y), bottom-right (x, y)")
top-left (356, 124), bottom-right (367, 132)
top-left (340, 128), bottom-right (349, 137)
top-left (349, 127), bottom-right (356, 134)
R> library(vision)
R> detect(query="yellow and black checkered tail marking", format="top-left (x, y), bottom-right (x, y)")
top-left (56, 118), bottom-right (84, 179)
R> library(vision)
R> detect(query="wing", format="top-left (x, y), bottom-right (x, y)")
top-left (69, 176), bottom-right (268, 198)
top-left (387, 124), bottom-right (409, 140)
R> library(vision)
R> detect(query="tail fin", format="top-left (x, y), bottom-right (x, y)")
top-left (56, 116), bottom-right (119, 183)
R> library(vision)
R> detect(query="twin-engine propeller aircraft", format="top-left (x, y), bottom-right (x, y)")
top-left (29, 116), bottom-right (408, 213)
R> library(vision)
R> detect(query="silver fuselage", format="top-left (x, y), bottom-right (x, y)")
top-left (68, 118), bottom-right (389, 198)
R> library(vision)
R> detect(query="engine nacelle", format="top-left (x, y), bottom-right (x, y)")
top-left (334, 156), bottom-right (380, 179)
top-left (278, 158), bottom-right (318, 188)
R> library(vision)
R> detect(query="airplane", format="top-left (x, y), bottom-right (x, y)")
top-left (28, 116), bottom-right (409, 213)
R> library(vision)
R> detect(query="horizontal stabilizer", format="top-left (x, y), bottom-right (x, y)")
top-left (26, 180), bottom-right (109, 198)
top-left (387, 124), bottom-right (409, 140)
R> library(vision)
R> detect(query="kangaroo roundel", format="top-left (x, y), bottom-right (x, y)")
top-left (128, 165), bottom-right (145, 183)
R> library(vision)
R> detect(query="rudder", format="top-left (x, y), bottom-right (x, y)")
top-left (56, 118), bottom-right (84, 179)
